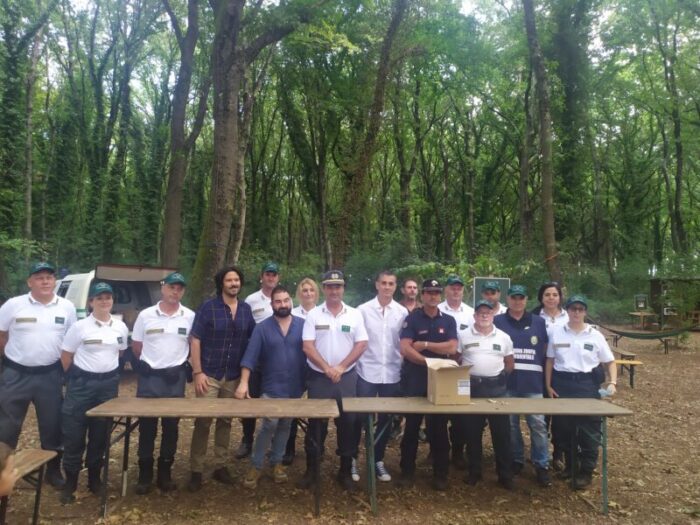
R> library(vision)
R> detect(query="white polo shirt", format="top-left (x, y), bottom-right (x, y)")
top-left (245, 289), bottom-right (274, 323)
top-left (0, 293), bottom-right (77, 366)
top-left (438, 301), bottom-right (474, 334)
top-left (132, 302), bottom-right (195, 369)
top-left (302, 301), bottom-right (368, 373)
top-left (491, 302), bottom-right (507, 316)
top-left (62, 315), bottom-right (128, 373)
top-left (292, 305), bottom-right (313, 318)
top-left (459, 325), bottom-right (514, 377)
top-left (547, 323), bottom-right (615, 373)
top-left (357, 297), bottom-right (407, 384)
top-left (539, 309), bottom-right (569, 332)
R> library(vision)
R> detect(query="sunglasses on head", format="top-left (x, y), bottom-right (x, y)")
top-left (543, 281), bottom-right (560, 287)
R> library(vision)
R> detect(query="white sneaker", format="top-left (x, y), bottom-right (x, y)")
top-left (375, 461), bottom-right (391, 482)
top-left (351, 458), bottom-right (360, 482)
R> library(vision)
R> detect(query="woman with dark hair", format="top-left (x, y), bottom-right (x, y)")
top-left (532, 282), bottom-right (568, 331)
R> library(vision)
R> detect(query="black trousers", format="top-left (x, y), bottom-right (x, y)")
top-left (551, 371), bottom-right (601, 473)
top-left (304, 368), bottom-right (360, 460)
top-left (0, 361), bottom-right (63, 451)
top-left (241, 370), bottom-right (262, 444)
top-left (62, 370), bottom-right (119, 473)
top-left (136, 368), bottom-right (186, 460)
top-left (460, 377), bottom-right (512, 479)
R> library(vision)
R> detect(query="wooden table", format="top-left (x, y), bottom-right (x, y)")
top-left (629, 311), bottom-right (657, 330)
top-left (0, 449), bottom-right (56, 525)
top-left (87, 397), bottom-right (339, 518)
top-left (343, 397), bottom-right (633, 516)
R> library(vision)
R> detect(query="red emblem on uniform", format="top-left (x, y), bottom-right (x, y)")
top-left (438, 327), bottom-right (444, 334)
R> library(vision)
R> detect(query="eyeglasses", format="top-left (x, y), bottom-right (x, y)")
top-left (568, 306), bottom-right (586, 312)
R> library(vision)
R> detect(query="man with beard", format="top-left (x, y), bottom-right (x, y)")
top-left (399, 279), bottom-right (420, 313)
top-left (188, 266), bottom-right (255, 491)
top-left (235, 286), bottom-right (306, 489)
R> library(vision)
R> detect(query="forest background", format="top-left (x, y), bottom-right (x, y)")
top-left (0, 0), bottom-right (698, 320)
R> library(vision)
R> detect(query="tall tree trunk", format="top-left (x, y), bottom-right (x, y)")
top-left (518, 68), bottom-right (533, 255)
top-left (522, 0), bottom-right (562, 284)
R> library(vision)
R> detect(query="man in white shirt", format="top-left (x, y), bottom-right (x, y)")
top-left (298, 270), bottom-right (368, 492)
top-left (132, 272), bottom-right (195, 494)
top-left (438, 274), bottom-right (475, 470)
top-left (356, 270), bottom-right (407, 482)
top-left (238, 262), bottom-right (281, 459)
top-left (0, 262), bottom-right (77, 488)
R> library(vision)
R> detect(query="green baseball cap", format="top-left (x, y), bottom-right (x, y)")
top-left (89, 282), bottom-right (114, 298)
top-left (565, 294), bottom-right (588, 309)
top-left (261, 261), bottom-right (280, 274)
top-left (29, 261), bottom-right (55, 276)
top-left (475, 299), bottom-right (495, 309)
top-left (507, 284), bottom-right (528, 297)
top-left (163, 272), bottom-right (187, 286)
top-left (445, 275), bottom-right (464, 286)
top-left (481, 280), bottom-right (500, 292)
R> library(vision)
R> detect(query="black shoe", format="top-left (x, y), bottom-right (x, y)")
top-left (511, 462), bottom-right (524, 476)
top-left (157, 457), bottom-right (177, 492)
top-left (396, 472), bottom-right (415, 489)
top-left (212, 466), bottom-right (236, 485)
top-left (59, 471), bottom-right (79, 504)
top-left (234, 441), bottom-right (252, 460)
top-left (46, 457), bottom-right (66, 489)
top-left (498, 477), bottom-right (515, 491)
top-left (557, 466), bottom-right (575, 480)
top-left (187, 472), bottom-right (203, 492)
top-left (87, 466), bottom-right (103, 495)
top-left (573, 471), bottom-right (593, 490)
top-left (135, 458), bottom-right (154, 495)
top-left (464, 471), bottom-right (482, 486)
top-left (431, 477), bottom-right (448, 491)
top-left (536, 467), bottom-right (552, 487)
top-left (282, 452), bottom-right (295, 466)
top-left (336, 470), bottom-right (355, 492)
top-left (296, 468), bottom-right (317, 490)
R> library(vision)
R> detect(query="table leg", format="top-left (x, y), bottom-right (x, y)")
top-left (314, 420), bottom-right (321, 517)
top-left (630, 365), bottom-right (635, 389)
top-left (0, 495), bottom-right (7, 525)
top-left (570, 422), bottom-right (578, 490)
top-left (601, 417), bottom-right (608, 515)
top-left (121, 417), bottom-right (131, 497)
top-left (365, 413), bottom-right (377, 516)
top-left (101, 417), bottom-right (112, 519)
top-left (31, 465), bottom-right (45, 525)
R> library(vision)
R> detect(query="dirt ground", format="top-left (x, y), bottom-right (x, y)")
top-left (5, 328), bottom-right (700, 524)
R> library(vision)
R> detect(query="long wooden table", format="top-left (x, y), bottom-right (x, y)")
top-left (87, 397), bottom-right (339, 518)
top-left (342, 397), bottom-right (633, 516)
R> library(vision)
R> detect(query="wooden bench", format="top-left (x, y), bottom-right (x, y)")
top-left (0, 449), bottom-right (56, 525)
top-left (614, 349), bottom-right (643, 388)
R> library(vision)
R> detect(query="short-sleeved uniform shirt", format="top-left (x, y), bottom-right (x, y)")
top-left (438, 300), bottom-right (474, 334)
top-left (132, 302), bottom-right (195, 369)
top-left (539, 309), bottom-right (569, 332)
top-left (292, 305), bottom-right (313, 318)
top-left (546, 323), bottom-right (615, 373)
top-left (0, 293), bottom-right (77, 366)
top-left (357, 297), bottom-right (407, 384)
top-left (302, 301), bottom-right (368, 373)
top-left (62, 314), bottom-right (128, 373)
top-left (459, 325), bottom-right (514, 378)
top-left (399, 308), bottom-right (458, 393)
top-left (241, 315), bottom-right (306, 398)
top-left (245, 290), bottom-right (273, 324)
top-left (494, 311), bottom-right (548, 394)
top-left (190, 296), bottom-right (256, 380)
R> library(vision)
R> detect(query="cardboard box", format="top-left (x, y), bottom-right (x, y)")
top-left (425, 358), bottom-right (471, 405)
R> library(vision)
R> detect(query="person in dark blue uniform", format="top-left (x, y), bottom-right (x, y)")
top-left (397, 279), bottom-right (458, 491)
top-left (494, 285), bottom-right (551, 487)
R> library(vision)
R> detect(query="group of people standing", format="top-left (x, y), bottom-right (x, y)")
top-left (0, 261), bottom-right (617, 506)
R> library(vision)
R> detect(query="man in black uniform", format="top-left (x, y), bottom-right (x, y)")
top-left (397, 279), bottom-right (458, 491)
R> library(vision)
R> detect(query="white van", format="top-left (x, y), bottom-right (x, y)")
top-left (56, 264), bottom-right (177, 369)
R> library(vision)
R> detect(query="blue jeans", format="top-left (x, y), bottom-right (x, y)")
top-left (507, 391), bottom-right (549, 469)
top-left (251, 394), bottom-right (293, 469)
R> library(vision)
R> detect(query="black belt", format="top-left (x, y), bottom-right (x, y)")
top-left (138, 362), bottom-right (186, 377)
top-left (470, 372), bottom-right (506, 386)
top-left (2, 356), bottom-right (61, 374)
top-left (71, 366), bottom-right (119, 380)
top-left (553, 370), bottom-right (594, 381)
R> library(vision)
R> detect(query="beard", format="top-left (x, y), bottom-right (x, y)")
top-left (274, 307), bottom-right (292, 318)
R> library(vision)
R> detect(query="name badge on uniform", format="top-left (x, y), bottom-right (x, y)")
top-left (315, 324), bottom-right (330, 330)
top-left (146, 328), bottom-right (165, 335)
top-left (459, 323), bottom-right (468, 330)
top-left (178, 327), bottom-right (187, 335)
top-left (463, 342), bottom-right (479, 349)
top-left (418, 330), bottom-right (428, 335)
top-left (493, 344), bottom-right (501, 351)
top-left (15, 317), bottom-right (37, 323)
top-left (584, 343), bottom-right (594, 351)
top-left (117, 337), bottom-right (124, 344)
top-left (554, 343), bottom-right (570, 348)
top-left (530, 336), bottom-right (538, 345)
top-left (341, 325), bottom-right (351, 333)
top-left (55, 316), bottom-right (65, 324)
top-left (84, 339), bottom-right (102, 345)
top-left (253, 308), bottom-right (265, 314)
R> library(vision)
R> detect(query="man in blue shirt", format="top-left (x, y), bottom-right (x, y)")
top-left (235, 285), bottom-right (305, 489)
top-left (494, 285), bottom-right (551, 487)
top-left (398, 279), bottom-right (458, 491)
top-left (187, 265), bottom-right (255, 491)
